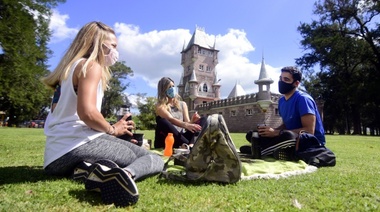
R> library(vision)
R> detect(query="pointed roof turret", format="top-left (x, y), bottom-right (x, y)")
top-left (184, 26), bottom-right (214, 52)
top-left (189, 70), bottom-right (198, 83)
top-left (213, 71), bottom-right (221, 85)
top-left (178, 72), bottom-right (184, 86)
top-left (254, 56), bottom-right (274, 84)
top-left (228, 81), bottom-right (246, 98)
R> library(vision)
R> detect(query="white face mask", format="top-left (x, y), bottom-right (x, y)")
top-left (103, 44), bottom-right (119, 66)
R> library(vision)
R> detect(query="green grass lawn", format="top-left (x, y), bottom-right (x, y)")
top-left (1, 128), bottom-right (379, 211)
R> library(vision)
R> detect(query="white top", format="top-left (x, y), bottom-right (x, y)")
top-left (43, 59), bottom-right (104, 168)
top-left (170, 101), bottom-right (184, 132)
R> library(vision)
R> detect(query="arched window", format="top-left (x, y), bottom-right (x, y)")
top-left (203, 84), bottom-right (208, 92)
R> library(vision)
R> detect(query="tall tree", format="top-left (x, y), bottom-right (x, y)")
top-left (101, 61), bottom-right (134, 119)
top-left (0, 0), bottom-right (65, 126)
top-left (296, 0), bottom-right (380, 135)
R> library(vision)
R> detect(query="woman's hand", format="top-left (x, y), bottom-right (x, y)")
top-left (185, 123), bottom-right (202, 133)
top-left (113, 113), bottom-right (135, 137)
top-left (191, 111), bottom-right (201, 123)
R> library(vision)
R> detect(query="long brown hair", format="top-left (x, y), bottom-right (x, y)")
top-left (156, 77), bottom-right (181, 111)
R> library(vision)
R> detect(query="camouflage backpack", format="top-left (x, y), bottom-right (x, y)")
top-left (160, 114), bottom-right (242, 183)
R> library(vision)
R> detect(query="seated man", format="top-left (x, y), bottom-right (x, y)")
top-left (240, 66), bottom-right (326, 160)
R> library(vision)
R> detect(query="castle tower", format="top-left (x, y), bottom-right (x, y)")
top-left (178, 26), bottom-right (220, 111)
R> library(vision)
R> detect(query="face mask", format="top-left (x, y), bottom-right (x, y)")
top-left (278, 80), bottom-right (295, 94)
top-left (166, 87), bottom-right (176, 98)
top-left (104, 44), bottom-right (119, 66)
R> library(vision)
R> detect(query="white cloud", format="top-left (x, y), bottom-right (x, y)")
top-left (49, 10), bottom-right (78, 43)
top-left (114, 23), bottom-right (281, 99)
top-left (115, 23), bottom-right (191, 88)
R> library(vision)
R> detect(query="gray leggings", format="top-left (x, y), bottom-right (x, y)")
top-left (45, 134), bottom-right (164, 180)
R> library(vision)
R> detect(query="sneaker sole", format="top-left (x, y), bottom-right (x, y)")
top-left (72, 161), bottom-right (92, 183)
top-left (85, 164), bottom-right (139, 207)
top-left (72, 160), bottom-right (119, 183)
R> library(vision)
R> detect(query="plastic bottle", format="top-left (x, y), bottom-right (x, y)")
top-left (163, 133), bottom-right (174, 156)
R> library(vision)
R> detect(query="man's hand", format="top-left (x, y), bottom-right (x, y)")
top-left (258, 126), bottom-right (277, 137)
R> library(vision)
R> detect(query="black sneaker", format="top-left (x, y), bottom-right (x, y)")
top-left (239, 145), bottom-right (252, 155)
top-left (72, 161), bottom-right (92, 183)
top-left (72, 159), bottom-right (119, 183)
top-left (85, 164), bottom-right (139, 207)
top-left (273, 147), bottom-right (296, 161)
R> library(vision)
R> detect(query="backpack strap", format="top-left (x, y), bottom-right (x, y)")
top-left (296, 130), bottom-right (321, 152)
top-left (295, 130), bottom-right (307, 151)
top-left (159, 153), bottom-right (189, 182)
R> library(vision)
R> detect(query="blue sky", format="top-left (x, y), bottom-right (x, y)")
top-left (48, 0), bottom-right (317, 111)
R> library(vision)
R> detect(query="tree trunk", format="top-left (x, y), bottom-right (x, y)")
top-left (351, 104), bottom-right (361, 135)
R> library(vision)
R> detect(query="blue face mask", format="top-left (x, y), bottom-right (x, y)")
top-left (166, 87), bottom-right (176, 98)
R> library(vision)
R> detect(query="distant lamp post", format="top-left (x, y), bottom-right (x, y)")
top-left (257, 100), bottom-right (272, 124)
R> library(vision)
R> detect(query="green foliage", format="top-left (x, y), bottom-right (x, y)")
top-left (136, 95), bottom-right (156, 130)
top-left (1, 128), bottom-right (380, 211)
top-left (0, 0), bottom-right (66, 125)
top-left (296, 0), bottom-right (380, 135)
top-left (101, 61), bottom-right (134, 118)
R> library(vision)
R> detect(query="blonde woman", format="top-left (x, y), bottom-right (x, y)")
top-left (154, 77), bottom-right (204, 149)
top-left (41, 21), bottom-right (164, 207)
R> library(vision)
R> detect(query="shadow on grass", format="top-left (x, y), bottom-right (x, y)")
top-left (0, 166), bottom-right (122, 207)
top-left (156, 174), bottom-right (233, 187)
top-left (0, 166), bottom-right (63, 185)
top-left (0, 166), bottom-right (110, 207)
top-left (69, 187), bottom-right (137, 208)
top-left (68, 189), bottom-right (105, 207)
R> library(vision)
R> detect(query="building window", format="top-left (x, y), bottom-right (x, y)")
top-left (187, 65), bottom-right (191, 71)
top-left (231, 110), bottom-right (236, 116)
top-left (275, 108), bottom-right (279, 115)
top-left (198, 48), bottom-right (201, 54)
top-left (206, 66), bottom-right (211, 72)
top-left (199, 64), bottom-right (204, 71)
top-left (218, 111), bottom-right (223, 115)
top-left (203, 84), bottom-right (208, 92)
top-left (246, 109), bottom-right (253, 116)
